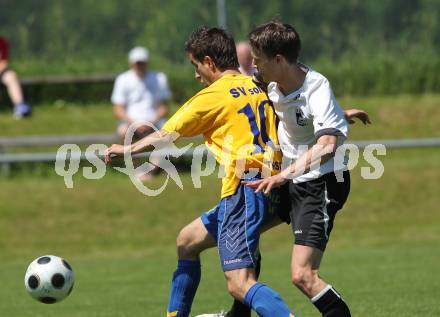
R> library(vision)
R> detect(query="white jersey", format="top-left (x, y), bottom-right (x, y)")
top-left (267, 64), bottom-right (348, 183)
top-left (111, 69), bottom-right (171, 123)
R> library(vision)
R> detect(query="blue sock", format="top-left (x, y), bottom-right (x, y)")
top-left (244, 283), bottom-right (295, 317)
top-left (167, 260), bottom-right (201, 317)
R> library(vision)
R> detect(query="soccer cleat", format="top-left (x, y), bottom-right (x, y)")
top-left (13, 102), bottom-right (32, 119)
top-left (194, 311), bottom-right (227, 317)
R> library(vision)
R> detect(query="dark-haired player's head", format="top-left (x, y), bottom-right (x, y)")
top-left (248, 21), bottom-right (301, 83)
top-left (185, 27), bottom-right (239, 86)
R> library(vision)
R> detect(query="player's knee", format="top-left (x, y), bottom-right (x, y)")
top-left (225, 278), bottom-right (246, 301)
top-left (292, 268), bottom-right (309, 286)
top-left (227, 283), bottom-right (242, 301)
top-left (291, 268), bottom-right (318, 293)
top-left (176, 226), bottom-right (204, 259)
top-left (224, 270), bottom-right (254, 301)
top-left (176, 229), bottom-right (193, 257)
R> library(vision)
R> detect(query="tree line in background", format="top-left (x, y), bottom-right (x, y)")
top-left (0, 0), bottom-right (439, 101)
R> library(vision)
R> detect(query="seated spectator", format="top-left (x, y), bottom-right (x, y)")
top-left (111, 46), bottom-right (172, 181)
top-left (111, 46), bottom-right (171, 141)
top-left (0, 36), bottom-right (32, 119)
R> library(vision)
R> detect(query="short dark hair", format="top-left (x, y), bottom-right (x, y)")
top-left (249, 21), bottom-right (301, 63)
top-left (185, 27), bottom-right (239, 71)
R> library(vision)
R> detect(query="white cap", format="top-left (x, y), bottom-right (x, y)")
top-left (128, 46), bottom-right (149, 64)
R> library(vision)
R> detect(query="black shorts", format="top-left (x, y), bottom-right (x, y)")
top-left (276, 170), bottom-right (350, 251)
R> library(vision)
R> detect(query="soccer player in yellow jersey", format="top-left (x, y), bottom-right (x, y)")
top-left (106, 27), bottom-right (298, 317)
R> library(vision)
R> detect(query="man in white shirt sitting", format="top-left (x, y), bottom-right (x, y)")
top-left (111, 46), bottom-right (171, 141)
top-left (111, 46), bottom-right (171, 180)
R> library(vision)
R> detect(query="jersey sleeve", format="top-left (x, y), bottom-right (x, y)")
top-left (309, 79), bottom-right (348, 140)
top-left (155, 72), bottom-right (172, 102)
top-left (162, 90), bottom-right (221, 137)
top-left (111, 75), bottom-right (127, 105)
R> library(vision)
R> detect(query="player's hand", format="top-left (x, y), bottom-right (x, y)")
top-left (242, 174), bottom-right (287, 195)
top-left (104, 144), bottom-right (130, 164)
top-left (344, 109), bottom-right (371, 125)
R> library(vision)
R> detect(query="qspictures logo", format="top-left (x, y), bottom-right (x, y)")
top-left (55, 121), bottom-right (386, 196)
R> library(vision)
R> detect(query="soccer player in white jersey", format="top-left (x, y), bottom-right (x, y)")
top-left (245, 21), bottom-right (359, 317)
top-left (197, 24), bottom-right (370, 317)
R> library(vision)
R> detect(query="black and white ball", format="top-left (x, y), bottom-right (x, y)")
top-left (24, 255), bottom-right (74, 304)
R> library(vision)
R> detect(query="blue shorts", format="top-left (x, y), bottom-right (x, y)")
top-left (201, 178), bottom-right (281, 271)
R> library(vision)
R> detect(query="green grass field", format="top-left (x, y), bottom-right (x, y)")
top-left (0, 95), bottom-right (439, 316)
top-left (0, 146), bottom-right (439, 316)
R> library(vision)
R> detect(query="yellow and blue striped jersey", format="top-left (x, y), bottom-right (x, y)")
top-left (163, 74), bottom-right (281, 198)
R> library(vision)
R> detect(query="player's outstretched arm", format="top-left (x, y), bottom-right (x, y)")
top-left (104, 129), bottom-right (174, 164)
top-left (344, 108), bottom-right (371, 125)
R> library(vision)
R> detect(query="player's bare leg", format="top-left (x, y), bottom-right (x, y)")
top-left (176, 218), bottom-right (216, 261)
top-left (170, 215), bottom-right (286, 317)
top-left (291, 245), bottom-right (326, 297)
top-left (291, 244), bottom-right (351, 317)
top-left (1, 70), bottom-right (24, 105)
top-left (172, 217), bottom-right (289, 317)
top-left (167, 218), bottom-right (216, 317)
top-left (224, 268), bottom-right (257, 302)
top-left (117, 124), bottom-right (129, 142)
top-left (195, 215), bottom-right (283, 317)
top-left (224, 267), bottom-right (296, 317)
top-left (1, 69), bottom-right (32, 118)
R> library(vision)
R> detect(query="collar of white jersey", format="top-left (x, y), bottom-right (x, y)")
top-left (267, 63), bottom-right (310, 104)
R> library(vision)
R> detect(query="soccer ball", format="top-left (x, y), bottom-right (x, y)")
top-left (24, 255), bottom-right (74, 304)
